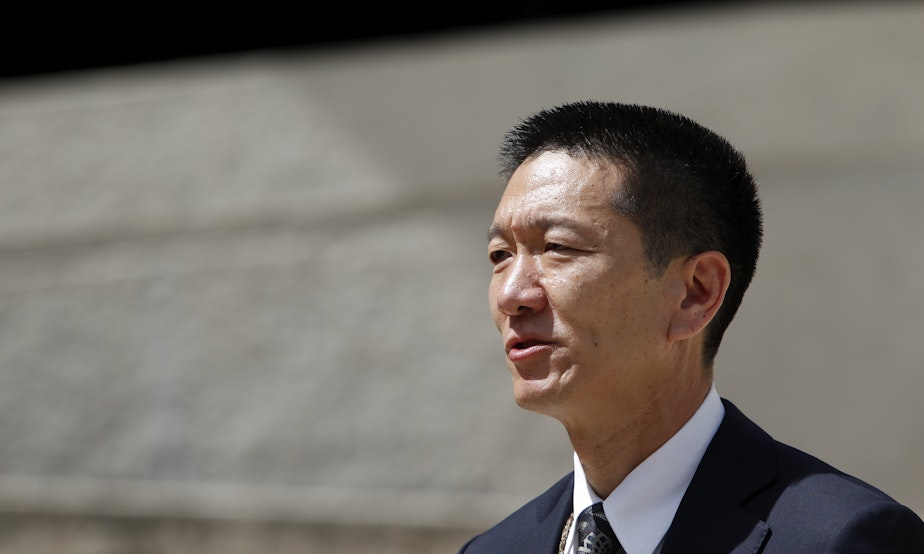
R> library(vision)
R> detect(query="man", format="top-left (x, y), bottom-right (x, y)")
top-left (460, 101), bottom-right (924, 553)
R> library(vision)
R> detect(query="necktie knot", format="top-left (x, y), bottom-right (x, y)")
top-left (575, 502), bottom-right (622, 554)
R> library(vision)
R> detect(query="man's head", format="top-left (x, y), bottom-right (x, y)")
top-left (496, 101), bottom-right (762, 367)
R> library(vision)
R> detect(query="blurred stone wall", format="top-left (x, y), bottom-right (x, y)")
top-left (0, 2), bottom-right (922, 552)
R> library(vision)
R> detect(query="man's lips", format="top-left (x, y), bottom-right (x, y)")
top-left (505, 336), bottom-right (554, 360)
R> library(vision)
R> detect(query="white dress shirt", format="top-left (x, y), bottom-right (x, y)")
top-left (564, 383), bottom-right (725, 554)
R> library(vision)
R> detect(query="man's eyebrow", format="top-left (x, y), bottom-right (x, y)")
top-left (486, 217), bottom-right (590, 242)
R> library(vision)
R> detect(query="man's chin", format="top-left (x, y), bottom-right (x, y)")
top-left (512, 378), bottom-right (562, 414)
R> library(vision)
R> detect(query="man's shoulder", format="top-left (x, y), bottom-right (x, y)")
top-left (773, 437), bottom-right (893, 498)
top-left (458, 473), bottom-right (573, 554)
top-left (747, 439), bottom-right (924, 552)
top-left (708, 399), bottom-right (924, 551)
top-left (720, 399), bottom-right (905, 507)
top-left (715, 399), bottom-right (909, 506)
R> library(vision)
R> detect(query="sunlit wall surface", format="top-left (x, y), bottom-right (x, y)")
top-left (0, 2), bottom-right (921, 552)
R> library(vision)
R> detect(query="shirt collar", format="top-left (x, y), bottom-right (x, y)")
top-left (571, 383), bottom-right (725, 554)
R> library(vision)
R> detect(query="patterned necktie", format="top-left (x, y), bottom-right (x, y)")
top-left (575, 502), bottom-right (623, 554)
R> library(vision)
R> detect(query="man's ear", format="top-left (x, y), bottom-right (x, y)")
top-left (667, 251), bottom-right (731, 342)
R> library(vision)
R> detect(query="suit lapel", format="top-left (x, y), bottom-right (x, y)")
top-left (660, 400), bottom-right (776, 554)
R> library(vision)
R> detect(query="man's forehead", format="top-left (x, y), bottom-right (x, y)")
top-left (487, 151), bottom-right (632, 240)
top-left (515, 150), bottom-right (577, 179)
top-left (510, 151), bottom-right (597, 188)
top-left (503, 153), bottom-right (624, 200)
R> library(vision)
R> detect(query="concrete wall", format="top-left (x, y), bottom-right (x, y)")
top-left (0, 2), bottom-right (921, 551)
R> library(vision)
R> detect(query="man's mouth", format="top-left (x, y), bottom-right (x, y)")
top-left (506, 338), bottom-right (553, 361)
top-left (510, 339), bottom-right (546, 351)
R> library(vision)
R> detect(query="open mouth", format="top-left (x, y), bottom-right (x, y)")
top-left (512, 339), bottom-right (546, 350)
top-left (506, 338), bottom-right (553, 361)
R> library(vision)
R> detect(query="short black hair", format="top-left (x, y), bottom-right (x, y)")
top-left (498, 100), bottom-right (763, 366)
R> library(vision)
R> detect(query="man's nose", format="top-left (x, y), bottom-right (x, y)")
top-left (495, 255), bottom-right (548, 316)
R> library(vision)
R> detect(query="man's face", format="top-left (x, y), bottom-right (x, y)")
top-left (487, 151), bottom-right (680, 426)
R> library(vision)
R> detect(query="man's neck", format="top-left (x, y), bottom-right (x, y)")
top-left (565, 379), bottom-right (712, 498)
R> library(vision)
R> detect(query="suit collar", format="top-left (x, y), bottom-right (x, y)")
top-left (512, 400), bottom-right (778, 553)
top-left (660, 399), bottom-right (776, 553)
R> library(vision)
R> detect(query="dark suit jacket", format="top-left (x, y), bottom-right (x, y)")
top-left (460, 400), bottom-right (924, 553)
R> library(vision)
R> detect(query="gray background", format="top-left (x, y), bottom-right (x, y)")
top-left (0, 2), bottom-right (922, 552)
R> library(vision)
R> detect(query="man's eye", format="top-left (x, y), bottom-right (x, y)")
top-left (546, 243), bottom-right (569, 252)
top-left (489, 250), bottom-right (511, 264)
